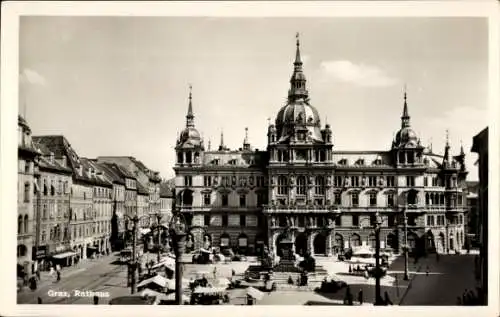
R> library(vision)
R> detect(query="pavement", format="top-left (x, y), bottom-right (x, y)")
top-left (400, 253), bottom-right (479, 305)
top-left (17, 250), bottom-right (478, 306)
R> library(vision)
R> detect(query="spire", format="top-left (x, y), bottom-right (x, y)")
top-left (219, 130), bottom-right (226, 151)
top-left (208, 139), bottom-right (211, 151)
top-left (443, 129), bottom-right (451, 165)
top-left (243, 127), bottom-right (250, 150)
top-left (401, 85), bottom-right (410, 128)
top-left (186, 84), bottom-right (195, 128)
top-left (460, 140), bottom-right (465, 156)
top-left (294, 32), bottom-right (302, 66)
top-left (288, 32), bottom-right (309, 102)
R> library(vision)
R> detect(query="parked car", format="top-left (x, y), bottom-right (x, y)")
top-left (318, 274), bottom-right (348, 293)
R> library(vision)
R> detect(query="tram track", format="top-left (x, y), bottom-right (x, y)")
top-left (49, 264), bottom-right (126, 304)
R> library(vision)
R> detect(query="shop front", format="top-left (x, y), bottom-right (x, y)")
top-left (32, 246), bottom-right (48, 271)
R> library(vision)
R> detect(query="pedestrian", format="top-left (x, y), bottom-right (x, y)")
top-left (456, 296), bottom-right (462, 305)
top-left (93, 295), bottom-right (99, 305)
top-left (384, 291), bottom-right (393, 305)
top-left (36, 269), bottom-right (41, 281)
top-left (37, 297), bottom-right (43, 304)
top-left (426, 265), bottom-right (429, 276)
top-left (213, 266), bottom-right (217, 279)
top-left (358, 289), bottom-right (363, 305)
top-left (56, 270), bottom-right (61, 282)
top-left (232, 269), bottom-right (236, 277)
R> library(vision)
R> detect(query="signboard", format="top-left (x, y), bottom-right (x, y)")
top-left (238, 238), bottom-right (247, 247)
top-left (220, 238), bottom-right (230, 247)
top-left (32, 246), bottom-right (47, 259)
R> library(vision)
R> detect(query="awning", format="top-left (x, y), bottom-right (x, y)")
top-left (140, 228), bottom-right (151, 235)
top-left (52, 251), bottom-right (76, 259)
top-left (246, 287), bottom-right (264, 301)
top-left (137, 275), bottom-right (170, 289)
top-left (193, 286), bottom-right (227, 295)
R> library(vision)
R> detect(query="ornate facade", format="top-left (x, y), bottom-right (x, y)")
top-left (174, 36), bottom-right (468, 257)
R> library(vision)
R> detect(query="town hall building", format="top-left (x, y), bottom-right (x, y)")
top-left (173, 35), bottom-right (468, 258)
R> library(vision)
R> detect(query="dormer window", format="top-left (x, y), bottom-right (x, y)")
top-left (373, 158), bottom-right (382, 165)
top-left (339, 158), bottom-right (348, 165)
top-left (356, 159), bottom-right (365, 166)
top-left (177, 152), bottom-right (184, 164)
top-left (229, 159), bottom-right (237, 166)
top-left (212, 159), bottom-right (220, 166)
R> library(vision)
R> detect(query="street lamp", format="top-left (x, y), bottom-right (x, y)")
top-left (402, 208), bottom-right (409, 281)
top-left (373, 211), bottom-right (384, 306)
top-left (123, 214), bottom-right (150, 294)
top-left (169, 211), bottom-right (187, 305)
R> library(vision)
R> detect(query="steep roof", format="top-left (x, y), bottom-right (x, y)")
top-left (97, 162), bottom-right (126, 185)
top-left (136, 182), bottom-right (149, 195)
top-left (160, 179), bottom-right (175, 198)
top-left (80, 158), bottom-right (113, 187)
top-left (34, 140), bottom-right (73, 174)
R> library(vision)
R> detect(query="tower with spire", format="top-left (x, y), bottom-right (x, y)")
top-left (391, 87), bottom-right (424, 166)
top-left (175, 84), bottom-right (204, 166)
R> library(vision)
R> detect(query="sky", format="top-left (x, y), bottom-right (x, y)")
top-left (19, 16), bottom-right (488, 180)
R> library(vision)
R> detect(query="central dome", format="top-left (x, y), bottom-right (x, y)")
top-left (179, 127), bottom-right (202, 147)
top-left (394, 127), bottom-right (418, 148)
top-left (275, 98), bottom-right (323, 142)
top-left (276, 99), bottom-right (320, 127)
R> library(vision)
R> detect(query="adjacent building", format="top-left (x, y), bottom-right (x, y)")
top-left (174, 36), bottom-right (469, 257)
top-left (32, 140), bottom-right (73, 269)
top-left (17, 115), bottom-right (41, 278)
top-left (471, 127), bottom-right (488, 304)
top-left (465, 181), bottom-right (479, 247)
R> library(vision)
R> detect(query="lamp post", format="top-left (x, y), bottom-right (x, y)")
top-left (155, 213), bottom-right (163, 263)
top-left (169, 212), bottom-right (187, 305)
top-left (402, 208), bottom-right (409, 281)
top-left (124, 214), bottom-right (150, 294)
top-left (373, 212), bottom-right (384, 306)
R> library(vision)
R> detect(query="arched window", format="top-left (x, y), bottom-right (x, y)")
top-left (51, 185), bottom-right (55, 196)
top-left (277, 176), bottom-right (288, 195)
top-left (350, 234), bottom-right (361, 247)
top-left (18, 215), bottom-right (23, 234)
top-left (24, 215), bottom-right (28, 234)
top-left (41, 230), bottom-right (47, 242)
top-left (297, 176), bottom-right (307, 195)
top-left (425, 193), bottom-right (429, 205)
top-left (43, 181), bottom-right (48, 196)
top-left (315, 176), bottom-right (325, 195)
top-left (24, 182), bottom-right (30, 203)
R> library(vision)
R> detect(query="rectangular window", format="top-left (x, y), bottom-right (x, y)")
top-left (24, 162), bottom-right (30, 174)
top-left (351, 193), bottom-right (359, 207)
top-left (334, 193), bottom-right (342, 205)
top-left (388, 215), bottom-right (395, 227)
top-left (424, 177), bottom-right (428, 187)
top-left (334, 176), bottom-right (342, 187)
top-left (221, 194), bottom-right (229, 207)
top-left (368, 176), bottom-right (377, 187)
top-left (204, 215), bottom-right (211, 226)
top-left (387, 194), bottom-right (394, 207)
top-left (256, 176), bottom-right (264, 187)
top-left (408, 216), bottom-right (416, 226)
top-left (239, 194), bottom-right (246, 207)
top-left (335, 216), bottom-right (341, 226)
top-left (370, 215), bottom-right (376, 226)
top-left (184, 176), bottom-right (192, 187)
top-left (432, 177), bottom-right (439, 187)
top-left (457, 195), bottom-right (463, 206)
top-left (386, 176), bottom-right (395, 187)
top-left (240, 215), bottom-right (246, 226)
top-left (406, 176), bottom-right (415, 187)
top-left (351, 176), bottom-right (359, 187)
top-left (222, 215), bottom-right (228, 227)
top-left (204, 176), bottom-right (212, 187)
top-left (352, 215), bottom-right (359, 226)
top-left (369, 193), bottom-right (377, 206)
top-left (203, 193), bottom-right (211, 206)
